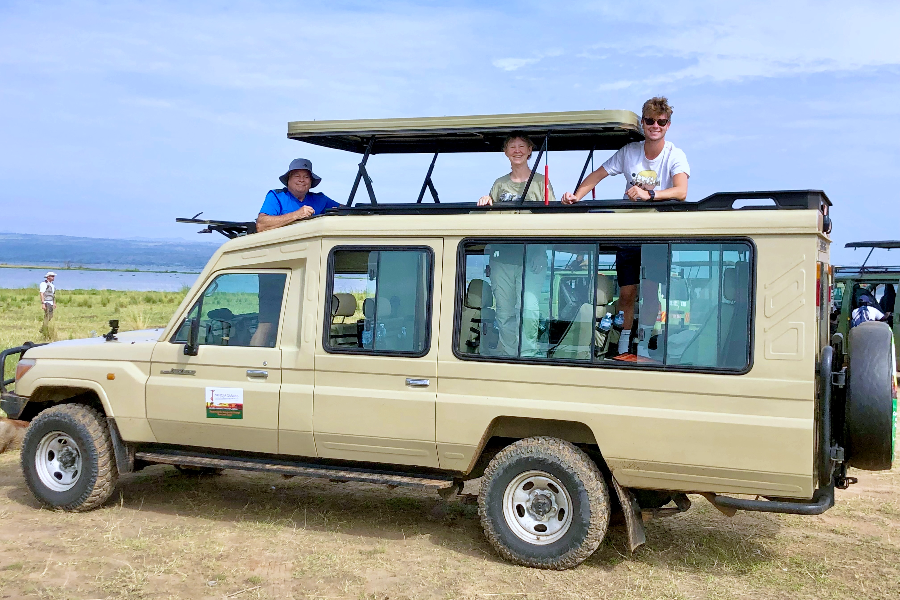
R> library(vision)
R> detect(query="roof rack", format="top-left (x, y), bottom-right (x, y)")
top-left (326, 190), bottom-right (831, 216)
top-left (176, 216), bottom-right (256, 239)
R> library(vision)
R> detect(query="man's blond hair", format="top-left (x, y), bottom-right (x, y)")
top-left (642, 97), bottom-right (673, 119)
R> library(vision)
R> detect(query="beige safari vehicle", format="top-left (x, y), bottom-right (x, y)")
top-left (2, 111), bottom-right (897, 570)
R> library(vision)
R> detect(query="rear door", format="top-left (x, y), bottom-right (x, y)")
top-left (313, 240), bottom-right (441, 467)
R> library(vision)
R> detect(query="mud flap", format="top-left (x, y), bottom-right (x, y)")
top-left (611, 475), bottom-right (646, 553)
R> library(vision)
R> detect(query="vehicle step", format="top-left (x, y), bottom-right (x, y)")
top-left (135, 451), bottom-right (456, 490)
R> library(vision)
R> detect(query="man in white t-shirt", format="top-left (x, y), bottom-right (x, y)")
top-left (38, 272), bottom-right (56, 330)
top-left (562, 97), bottom-right (690, 356)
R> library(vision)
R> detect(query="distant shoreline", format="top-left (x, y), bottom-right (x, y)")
top-left (0, 264), bottom-right (201, 275)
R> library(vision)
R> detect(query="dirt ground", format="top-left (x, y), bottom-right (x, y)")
top-left (1, 442), bottom-right (898, 600)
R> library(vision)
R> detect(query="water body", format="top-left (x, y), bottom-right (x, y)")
top-left (0, 267), bottom-right (199, 292)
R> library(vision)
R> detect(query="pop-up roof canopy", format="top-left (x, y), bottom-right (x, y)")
top-left (287, 110), bottom-right (642, 154)
top-left (287, 110), bottom-right (643, 206)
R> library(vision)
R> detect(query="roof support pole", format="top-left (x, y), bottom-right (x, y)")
top-left (517, 134), bottom-right (548, 206)
top-left (346, 136), bottom-right (376, 207)
top-left (575, 146), bottom-right (596, 192)
top-left (860, 246), bottom-right (876, 271)
top-left (416, 152), bottom-right (441, 204)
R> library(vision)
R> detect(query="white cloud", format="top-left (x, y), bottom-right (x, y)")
top-left (492, 57), bottom-right (540, 71)
top-left (580, 0), bottom-right (900, 89)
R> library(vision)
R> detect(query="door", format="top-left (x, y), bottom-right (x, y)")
top-left (147, 271), bottom-right (289, 454)
top-left (313, 241), bottom-right (441, 467)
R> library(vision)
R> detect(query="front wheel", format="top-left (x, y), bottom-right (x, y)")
top-left (478, 437), bottom-right (610, 569)
top-left (21, 404), bottom-right (118, 511)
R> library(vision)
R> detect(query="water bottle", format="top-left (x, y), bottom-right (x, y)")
top-left (376, 322), bottom-right (386, 343)
top-left (595, 312), bottom-right (613, 355)
top-left (613, 310), bottom-right (626, 331)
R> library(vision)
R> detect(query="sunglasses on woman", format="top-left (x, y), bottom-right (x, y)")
top-left (642, 117), bottom-right (669, 126)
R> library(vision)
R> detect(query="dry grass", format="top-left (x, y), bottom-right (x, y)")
top-left (0, 442), bottom-right (898, 599)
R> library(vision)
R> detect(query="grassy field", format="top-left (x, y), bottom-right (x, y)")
top-left (1, 287), bottom-right (187, 400)
top-left (0, 452), bottom-right (897, 599)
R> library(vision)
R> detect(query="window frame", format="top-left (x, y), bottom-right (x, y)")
top-left (322, 244), bottom-right (435, 358)
top-left (452, 236), bottom-right (756, 375)
top-left (169, 268), bottom-right (290, 349)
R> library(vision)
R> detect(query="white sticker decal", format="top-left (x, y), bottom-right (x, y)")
top-left (205, 387), bottom-right (244, 419)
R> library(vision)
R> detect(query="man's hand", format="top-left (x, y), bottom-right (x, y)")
top-left (477, 195), bottom-right (493, 206)
top-left (625, 186), bottom-right (652, 201)
top-left (293, 205), bottom-right (315, 221)
top-left (561, 192), bottom-right (579, 205)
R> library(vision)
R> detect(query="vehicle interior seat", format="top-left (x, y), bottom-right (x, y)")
top-left (677, 263), bottom-right (749, 368)
top-left (329, 293), bottom-right (358, 347)
top-left (593, 274), bottom-right (616, 354)
top-left (459, 279), bottom-right (493, 354)
top-left (550, 275), bottom-right (612, 361)
top-left (205, 307), bottom-right (236, 345)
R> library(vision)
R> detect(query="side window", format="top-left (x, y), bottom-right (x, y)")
top-left (172, 272), bottom-right (287, 348)
top-left (458, 241), bottom-right (597, 360)
top-left (663, 243), bottom-right (752, 369)
top-left (325, 248), bottom-right (431, 355)
top-left (458, 240), bottom-right (753, 371)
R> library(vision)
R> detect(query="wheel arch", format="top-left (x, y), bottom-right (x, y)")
top-left (465, 416), bottom-right (602, 479)
top-left (22, 380), bottom-right (112, 421)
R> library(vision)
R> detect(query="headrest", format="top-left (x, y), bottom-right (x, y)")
top-left (466, 279), bottom-right (493, 309)
top-left (595, 274), bottom-right (615, 305)
top-left (207, 307), bottom-right (234, 321)
top-left (722, 264), bottom-right (748, 303)
top-left (331, 293), bottom-right (356, 317)
top-left (363, 296), bottom-right (392, 319)
top-left (722, 268), bottom-right (736, 302)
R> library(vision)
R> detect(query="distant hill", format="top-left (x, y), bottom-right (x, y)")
top-left (0, 232), bottom-right (221, 271)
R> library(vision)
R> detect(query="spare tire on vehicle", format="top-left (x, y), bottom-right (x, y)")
top-left (845, 321), bottom-right (897, 471)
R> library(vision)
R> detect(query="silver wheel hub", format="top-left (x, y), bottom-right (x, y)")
top-left (34, 431), bottom-right (82, 492)
top-left (502, 470), bottom-right (573, 545)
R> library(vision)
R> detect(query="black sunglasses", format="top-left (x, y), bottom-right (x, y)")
top-left (642, 117), bottom-right (669, 126)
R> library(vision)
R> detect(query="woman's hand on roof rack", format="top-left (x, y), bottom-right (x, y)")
top-left (477, 195), bottom-right (493, 207)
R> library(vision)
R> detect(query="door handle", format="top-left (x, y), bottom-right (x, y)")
top-left (246, 369), bottom-right (268, 379)
top-left (405, 378), bottom-right (430, 388)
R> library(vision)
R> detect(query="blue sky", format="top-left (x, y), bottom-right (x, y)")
top-left (1, 0), bottom-right (898, 265)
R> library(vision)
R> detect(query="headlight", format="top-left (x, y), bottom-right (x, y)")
top-left (15, 358), bottom-right (36, 381)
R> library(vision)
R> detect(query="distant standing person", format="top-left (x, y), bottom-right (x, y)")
top-left (562, 97), bottom-right (690, 356)
top-left (39, 272), bottom-right (56, 330)
top-left (257, 158), bottom-right (340, 233)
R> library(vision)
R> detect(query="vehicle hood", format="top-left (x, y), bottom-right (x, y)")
top-left (22, 328), bottom-right (163, 362)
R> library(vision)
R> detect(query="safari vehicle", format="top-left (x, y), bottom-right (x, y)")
top-left (2, 111), bottom-right (897, 571)
top-left (831, 241), bottom-right (899, 377)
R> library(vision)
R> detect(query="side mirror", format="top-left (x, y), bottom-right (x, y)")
top-left (183, 318), bottom-right (200, 356)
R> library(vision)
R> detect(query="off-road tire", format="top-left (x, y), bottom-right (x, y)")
top-left (21, 404), bottom-right (118, 511)
top-left (846, 321), bottom-right (897, 470)
top-left (478, 437), bottom-right (610, 570)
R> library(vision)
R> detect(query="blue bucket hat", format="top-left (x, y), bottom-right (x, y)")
top-left (279, 158), bottom-right (322, 188)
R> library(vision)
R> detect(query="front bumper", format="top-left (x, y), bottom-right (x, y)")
top-left (0, 392), bottom-right (27, 420)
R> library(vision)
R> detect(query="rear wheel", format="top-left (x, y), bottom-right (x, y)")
top-left (478, 437), bottom-right (609, 569)
top-left (845, 321), bottom-right (897, 470)
top-left (20, 404), bottom-right (118, 511)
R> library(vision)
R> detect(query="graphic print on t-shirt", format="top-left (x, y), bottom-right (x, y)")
top-left (631, 170), bottom-right (659, 191)
top-left (498, 192), bottom-right (520, 203)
